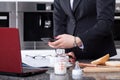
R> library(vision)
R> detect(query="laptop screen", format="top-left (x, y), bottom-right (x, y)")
top-left (0, 28), bottom-right (22, 73)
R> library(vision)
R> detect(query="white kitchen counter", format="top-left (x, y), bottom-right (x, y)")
top-left (21, 49), bottom-right (120, 59)
top-left (21, 49), bottom-right (56, 57)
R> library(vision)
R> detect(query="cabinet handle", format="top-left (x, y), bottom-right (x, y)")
top-left (114, 16), bottom-right (120, 20)
top-left (39, 16), bottom-right (41, 26)
top-left (0, 16), bottom-right (7, 20)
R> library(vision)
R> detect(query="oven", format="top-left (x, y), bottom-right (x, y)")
top-left (18, 2), bottom-right (53, 50)
top-left (113, 3), bottom-right (120, 48)
top-left (0, 2), bottom-right (16, 28)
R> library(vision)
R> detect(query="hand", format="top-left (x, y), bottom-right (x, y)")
top-left (67, 52), bottom-right (76, 64)
top-left (48, 34), bottom-right (80, 49)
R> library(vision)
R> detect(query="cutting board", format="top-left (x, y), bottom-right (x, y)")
top-left (83, 66), bottom-right (120, 72)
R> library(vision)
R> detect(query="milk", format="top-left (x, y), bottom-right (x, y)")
top-left (54, 57), bottom-right (67, 75)
top-left (54, 49), bottom-right (67, 75)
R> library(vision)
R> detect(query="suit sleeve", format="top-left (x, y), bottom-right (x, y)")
top-left (53, 0), bottom-right (67, 36)
top-left (78, 0), bottom-right (115, 52)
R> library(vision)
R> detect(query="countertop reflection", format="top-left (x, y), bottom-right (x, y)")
top-left (1, 59), bottom-right (120, 80)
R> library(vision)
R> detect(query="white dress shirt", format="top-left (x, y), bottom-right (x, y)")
top-left (70, 0), bottom-right (74, 9)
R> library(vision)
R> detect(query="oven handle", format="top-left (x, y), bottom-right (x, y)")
top-left (0, 16), bottom-right (7, 20)
top-left (114, 16), bottom-right (120, 20)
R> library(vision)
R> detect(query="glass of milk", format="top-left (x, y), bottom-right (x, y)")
top-left (54, 49), bottom-right (67, 75)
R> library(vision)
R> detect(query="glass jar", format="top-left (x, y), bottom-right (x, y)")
top-left (54, 49), bottom-right (67, 75)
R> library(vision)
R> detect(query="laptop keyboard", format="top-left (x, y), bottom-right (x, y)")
top-left (22, 63), bottom-right (48, 73)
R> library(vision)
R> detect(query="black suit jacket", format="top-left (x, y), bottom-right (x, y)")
top-left (53, 0), bottom-right (117, 59)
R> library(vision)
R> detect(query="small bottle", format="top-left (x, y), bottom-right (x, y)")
top-left (54, 49), bottom-right (67, 75)
top-left (72, 61), bottom-right (82, 79)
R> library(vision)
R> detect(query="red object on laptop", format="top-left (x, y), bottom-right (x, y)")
top-left (0, 28), bottom-right (47, 76)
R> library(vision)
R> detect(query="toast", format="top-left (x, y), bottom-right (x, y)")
top-left (91, 54), bottom-right (109, 65)
top-left (105, 61), bottom-right (120, 67)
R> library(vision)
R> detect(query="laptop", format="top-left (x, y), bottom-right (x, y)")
top-left (0, 28), bottom-right (47, 77)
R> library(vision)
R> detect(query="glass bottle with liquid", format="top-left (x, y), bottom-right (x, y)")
top-left (54, 49), bottom-right (68, 75)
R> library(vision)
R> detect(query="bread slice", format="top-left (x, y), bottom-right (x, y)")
top-left (79, 62), bottom-right (97, 67)
top-left (105, 61), bottom-right (120, 67)
top-left (91, 54), bottom-right (109, 65)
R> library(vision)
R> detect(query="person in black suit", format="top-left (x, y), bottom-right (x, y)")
top-left (48, 0), bottom-right (117, 60)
